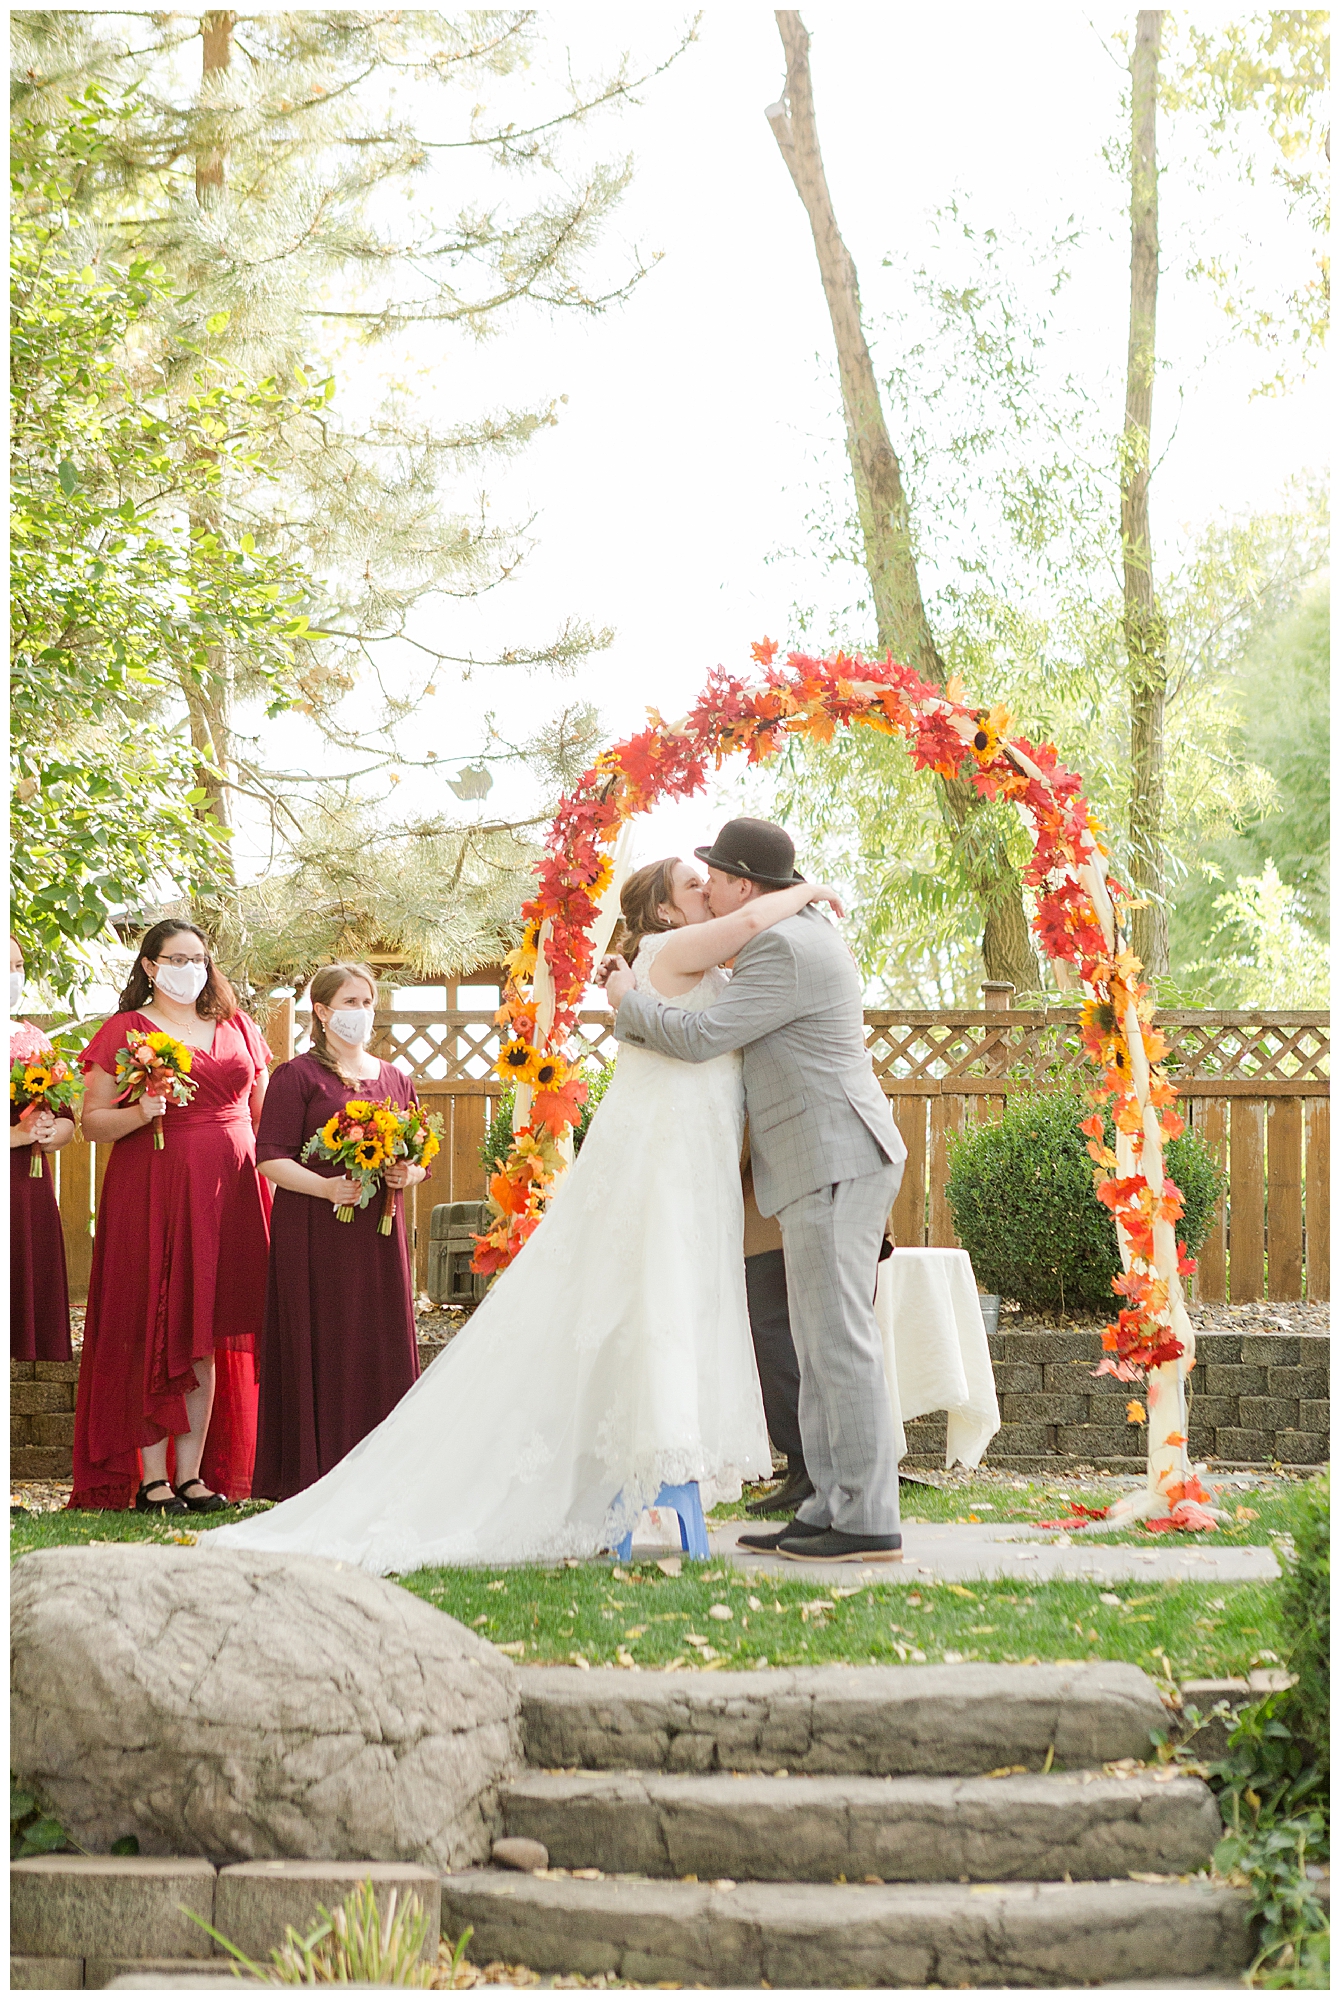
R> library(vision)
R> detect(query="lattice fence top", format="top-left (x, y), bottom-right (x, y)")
top-left (359, 1006), bottom-right (1329, 1095)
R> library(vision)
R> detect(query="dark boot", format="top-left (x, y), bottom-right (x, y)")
top-left (745, 1459), bottom-right (815, 1517)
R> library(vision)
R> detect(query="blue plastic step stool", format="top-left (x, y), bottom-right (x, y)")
top-left (614, 1480), bottom-right (709, 1562)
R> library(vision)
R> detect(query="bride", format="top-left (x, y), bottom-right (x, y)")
top-left (207, 858), bottom-right (843, 1572)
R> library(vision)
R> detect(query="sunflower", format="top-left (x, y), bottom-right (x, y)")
top-left (1080, 997), bottom-right (1128, 1073)
top-left (146, 1031), bottom-right (192, 1072)
top-left (969, 703), bottom-right (1012, 764)
top-left (531, 1055), bottom-right (569, 1092)
top-left (319, 1113), bottom-right (343, 1148)
top-left (22, 1064), bottom-right (52, 1092)
top-left (419, 1130), bottom-right (440, 1166)
top-left (352, 1139), bottom-right (385, 1170)
top-left (495, 1039), bottom-right (542, 1085)
top-left (344, 1099), bottom-right (374, 1122)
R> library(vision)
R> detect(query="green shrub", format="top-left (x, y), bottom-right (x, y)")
top-left (944, 1084), bottom-right (1225, 1315)
top-left (1279, 1472), bottom-right (1329, 1768)
top-left (481, 1058), bottom-right (614, 1176)
top-left (1207, 1476), bottom-right (1329, 1989)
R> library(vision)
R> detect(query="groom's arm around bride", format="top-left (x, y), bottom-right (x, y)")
top-left (604, 818), bottom-right (908, 1563)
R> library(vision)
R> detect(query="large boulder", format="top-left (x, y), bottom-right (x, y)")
top-left (11, 1547), bottom-right (521, 1870)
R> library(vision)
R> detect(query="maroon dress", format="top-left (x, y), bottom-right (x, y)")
top-left (251, 1053), bottom-right (423, 1500)
top-left (70, 1010), bottom-right (273, 1510)
top-left (10, 1098), bottom-right (73, 1363)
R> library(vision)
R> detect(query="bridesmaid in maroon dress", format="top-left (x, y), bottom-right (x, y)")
top-left (10, 936), bottom-right (74, 1362)
top-left (252, 962), bottom-right (427, 1500)
top-left (71, 921), bottom-right (272, 1514)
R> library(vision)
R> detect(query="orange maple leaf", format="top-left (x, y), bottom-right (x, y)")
top-left (530, 1077), bottom-right (588, 1136)
top-left (489, 1170), bottom-right (530, 1217)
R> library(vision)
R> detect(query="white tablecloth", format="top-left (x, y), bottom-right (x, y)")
top-left (875, 1248), bottom-right (1001, 1470)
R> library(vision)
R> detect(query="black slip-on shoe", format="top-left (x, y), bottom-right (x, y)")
top-left (744, 1464), bottom-right (816, 1517)
top-left (735, 1516), bottom-right (831, 1553)
top-left (775, 1527), bottom-right (903, 1563)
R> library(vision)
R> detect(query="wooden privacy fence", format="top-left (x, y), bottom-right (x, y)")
top-left (45, 1001), bottom-right (1329, 1307)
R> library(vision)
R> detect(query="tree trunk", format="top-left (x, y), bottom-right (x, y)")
top-left (188, 11), bottom-right (238, 876)
top-left (195, 11), bottom-right (235, 204)
top-left (766, 9), bottom-right (1039, 994)
top-left (1122, 11), bottom-right (1169, 975)
top-left (186, 650), bottom-right (234, 840)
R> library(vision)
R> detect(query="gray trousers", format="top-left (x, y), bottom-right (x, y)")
top-left (776, 1163), bottom-right (902, 1536)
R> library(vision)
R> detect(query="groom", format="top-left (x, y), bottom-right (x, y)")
top-left (603, 817), bottom-right (907, 1562)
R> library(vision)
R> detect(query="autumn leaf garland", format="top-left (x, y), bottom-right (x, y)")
top-left (473, 636), bottom-right (1191, 1416)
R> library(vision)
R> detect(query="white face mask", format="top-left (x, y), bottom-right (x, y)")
top-left (9, 970), bottom-right (24, 1011)
top-left (326, 1006), bottom-right (374, 1047)
top-left (154, 960), bottom-right (209, 1004)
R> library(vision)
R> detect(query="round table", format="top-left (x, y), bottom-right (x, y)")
top-left (875, 1247), bottom-right (1001, 1468)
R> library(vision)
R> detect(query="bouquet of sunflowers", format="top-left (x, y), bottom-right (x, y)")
top-left (113, 1029), bottom-right (198, 1150)
top-left (302, 1096), bottom-right (440, 1226)
top-left (371, 1098), bottom-right (443, 1236)
top-left (10, 1029), bottom-right (82, 1178)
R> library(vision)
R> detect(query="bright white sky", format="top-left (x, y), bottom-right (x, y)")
top-left (242, 4), bottom-right (1325, 939)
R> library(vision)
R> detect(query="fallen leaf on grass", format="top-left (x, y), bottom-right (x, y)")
top-left (985, 1765), bottom-right (1028, 1778)
top-left (655, 1557), bottom-right (682, 1578)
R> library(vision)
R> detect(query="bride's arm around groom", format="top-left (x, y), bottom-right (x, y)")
top-left (603, 818), bottom-right (908, 1564)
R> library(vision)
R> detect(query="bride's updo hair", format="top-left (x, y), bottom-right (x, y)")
top-left (610, 857), bottom-right (681, 967)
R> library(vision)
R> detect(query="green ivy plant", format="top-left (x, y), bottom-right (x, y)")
top-left (944, 1082), bottom-right (1225, 1314)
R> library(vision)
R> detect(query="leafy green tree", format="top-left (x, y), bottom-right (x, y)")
top-left (1162, 9), bottom-right (1330, 393)
top-left (10, 90), bottom-right (320, 997)
top-left (10, 11), bottom-right (688, 857)
top-left (770, 205), bottom-right (1325, 1005)
top-left (1169, 581), bottom-right (1329, 998)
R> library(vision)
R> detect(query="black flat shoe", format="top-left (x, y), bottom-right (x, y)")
top-left (135, 1480), bottom-right (187, 1516)
top-left (174, 1478), bottom-right (227, 1515)
top-left (736, 1517), bottom-right (829, 1553)
top-left (745, 1463), bottom-right (815, 1517)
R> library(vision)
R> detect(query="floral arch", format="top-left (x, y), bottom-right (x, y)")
top-left (472, 640), bottom-right (1214, 1530)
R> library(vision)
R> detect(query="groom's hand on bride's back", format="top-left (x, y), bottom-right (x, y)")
top-left (597, 954), bottom-right (634, 1009)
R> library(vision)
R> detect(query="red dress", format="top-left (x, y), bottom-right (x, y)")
top-left (10, 1099), bottom-right (72, 1363)
top-left (252, 1054), bottom-right (422, 1500)
top-left (69, 1010), bottom-right (273, 1509)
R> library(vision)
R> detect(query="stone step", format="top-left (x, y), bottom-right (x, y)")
top-left (520, 1662), bottom-right (1169, 1775)
top-left (440, 1870), bottom-right (1254, 1989)
top-left (500, 1767), bottom-right (1221, 1883)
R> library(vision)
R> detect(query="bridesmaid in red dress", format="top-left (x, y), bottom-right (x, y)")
top-left (252, 962), bottom-right (427, 1500)
top-left (71, 921), bottom-right (272, 1514)
top-left (10, 936), bottom-right (74, 1363)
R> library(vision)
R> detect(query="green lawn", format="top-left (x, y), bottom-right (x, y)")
top-left (10, 1505), bottom-right (1285, 1687)
top-left (716, 1472), bottom-right (1309, 1548)
top-left (394, 1559), bottom-right (1283, 1686)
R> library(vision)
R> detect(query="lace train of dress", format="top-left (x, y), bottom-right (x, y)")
top-left (206, 944), bottom-right (770, 1572)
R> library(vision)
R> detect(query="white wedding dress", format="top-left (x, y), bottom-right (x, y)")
top-left (207, 938), bottom-right (770, 1573)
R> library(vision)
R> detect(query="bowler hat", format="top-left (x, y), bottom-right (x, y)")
top-left (694, 817), bottom-right (804, 888)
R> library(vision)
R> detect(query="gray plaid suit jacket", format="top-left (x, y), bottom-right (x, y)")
top-left (614, 907), bottom-right (906, 1217)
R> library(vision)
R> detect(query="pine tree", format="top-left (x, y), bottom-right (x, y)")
top-left (11, 12), bottom-right (686, 937)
